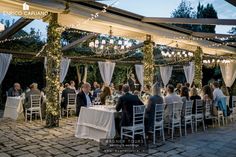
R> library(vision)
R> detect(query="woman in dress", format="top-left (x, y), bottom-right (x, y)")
top-left (100, 86), bottom-right (112, 105)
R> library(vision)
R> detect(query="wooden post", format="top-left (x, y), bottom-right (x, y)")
top-left (45, 13), bottom-right (62, 128)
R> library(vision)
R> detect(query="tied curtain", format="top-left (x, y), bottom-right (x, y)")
top-left (60, 57), bottom-right (71, 83)
top-left (160, 66), bottom-right (173, 87)
top-left (98, 61), bottom-right (116, 85)
top-left (183, 62), bottom-right (195, 86)
top-left (220, 62), bottom-right (236, 87)
top-left (44, 57), bottom-right (71, 83)
top-left (0, 53), bottom-right (12, 85)
top-left (135, 64), bottom-right (144, 90)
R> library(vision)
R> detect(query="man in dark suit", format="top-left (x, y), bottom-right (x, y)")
top-left (61, 83), bottom-right (76, 110)
top-left (76, 83), bottom-right (92, 116)
top-left (116, 84), bottom-right (144, 127)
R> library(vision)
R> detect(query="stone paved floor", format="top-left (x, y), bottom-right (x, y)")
top-left (1, 113), bottom-right (236, 157)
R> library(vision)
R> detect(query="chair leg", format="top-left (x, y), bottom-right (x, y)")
top-left (185, 121), bottom-right (187, 136)
top-left (162, 125), bottom-right (165, 142)
top-left (171, 125), bottom-right (174, 140)
top-left (67, 109), bottom-right (68, 118)
top-left (195, 119), bottom-right (197, 132)
top-left (202, 119), bottom-right (205, 131)
top-left (153, 129), bottom-right (156, 144)
top-left (39, 110), bottom-right (42, 122)
top-left (143, 130), bottom-right (146, 146)
top-left (179, 123), bottom-right (182, 137)
top-left (191, 120), bottom-right (193, 133)
top-left (25, 110), bottom-right (27, 122)
top-left (222, 116), bottom-right (225, 126)
top-left (30, 110), bottom-right (32, 122)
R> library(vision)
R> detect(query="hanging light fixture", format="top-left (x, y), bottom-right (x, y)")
top-left (89, 26), bottom-right (132, 55)
top-left (0, 23), bottom-right (5, 32)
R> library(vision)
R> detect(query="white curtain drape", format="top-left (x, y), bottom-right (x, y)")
top-left (183, 62), bottom-right (195, 86)
top-left (98, 61), bottom-right (116, 85)
top-left (44, 57), bottom-right (71, 83)
top-left (135, 64), bottom-right (144, 89)
top-left (60, 57), bottom-right (71, 83)
top-left (0, 53), bottom-right (12, 84)
top-left (160, 66), bottom-right (173, 87)
top-left (220, 62), bottom-right (236, 87)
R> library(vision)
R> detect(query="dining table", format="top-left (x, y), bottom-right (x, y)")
top-left (75, 105), bottom-right (117, 142)
top-left (3, 96), bottom-right (24, 120)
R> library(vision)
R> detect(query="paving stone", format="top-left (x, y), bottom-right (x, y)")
top-left (55, 154), bottom-right (72, 157)
top-left (18, 154), bottom-right (37, 157)
top-left (46, 148), bottom-right (63, 155)
top-left (0, 153), bottom-right (11, 157)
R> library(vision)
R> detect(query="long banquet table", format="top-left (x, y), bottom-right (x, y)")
top-left (3, 97), bottom-right (24, 120)
top-left (75, 105), bottom-right (117, 142)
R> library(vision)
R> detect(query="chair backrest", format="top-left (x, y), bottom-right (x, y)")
top-left (68, 93), bottom-right (77, 106)
top-left (172, 102), bottom-right (183, 121)
top-left (195, 99), bottom-right (204, 114)
top-left (205, 99), bottom-right (213, 117)
top-left (30, 95), bottom-right (41, 108)
top-left (185, 100), bottom-right (193, 117)
top-left (154, 104), bottom-right (164, 123)
top-left (133, 105), bottom-right (145, 126)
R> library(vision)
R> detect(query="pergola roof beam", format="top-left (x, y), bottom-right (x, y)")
top-left (62, 33), bottom-right (96, 51)
top-left (142, 17), bottom-right (236, 26)
top-left (226, 0), bottom-right (236, 7)
top-left (0, 17), bottom-right (33, 40)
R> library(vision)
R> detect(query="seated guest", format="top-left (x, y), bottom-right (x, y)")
top-left (92, 83), bottom-right (101, 98)
top-left (190, 87), bottom-right (201, 114)
top-left (76, 83), bottom-right (92, 116)
top-left (180, 86), bottom-right (190, 116)
top-left (128, 74), bottom-right (136, 92)
top-left (7, 83), bottom-right (23, 97)
top-left (164, 84), bottom-right (182, 121)
top-left (145, 83), bottom-right (163, 132)
top-left (141, 84), bottom-right (151, 96)
top-left (61, 83), bottom-right (76, 110)
top-left (70, 80), bottom-right (76, 91)
top-left (25, 83), bottom-right (41, 109)
top-left (174, 83), bottom-right (182, 95)
top-left (185, 82), bottom-right (190, 90)
top-left (212, 81), bottom-right (225, 107)
top-left (100, 86), bottom-right (112, 105)
top-left (116, 84), bottom-right (144, 126)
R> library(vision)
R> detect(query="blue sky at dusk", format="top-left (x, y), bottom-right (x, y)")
top-left (0, 0), bottom-right (235, 36)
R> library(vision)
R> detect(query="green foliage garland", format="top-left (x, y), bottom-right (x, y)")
top-left (45, 13), bottom-right (62, 128)
top-left (143, 40), bottom-right (154, 86)
top-left (194, 47), bottom-right (203, 88)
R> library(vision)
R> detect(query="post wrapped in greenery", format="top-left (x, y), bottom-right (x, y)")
top-left (45, 13), bottom-right (62, 127)
top-left (194, 47), bottom-right (203, 88)
top-left (143, 35), bottom-right (155, 86)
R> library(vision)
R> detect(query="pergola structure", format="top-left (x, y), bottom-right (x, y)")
top-left (0, 0), bottom-right (235, 127)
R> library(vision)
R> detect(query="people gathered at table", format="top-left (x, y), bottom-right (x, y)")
top-left (7, 78), bottom-right (231, 137)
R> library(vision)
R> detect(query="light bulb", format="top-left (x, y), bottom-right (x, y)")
top-left (109, 39), bottom-right (114, 44)
top-left (101, 40), bottom-right (106, 44)
top-left (95, 40), bottom-right (99, 45)
top-left (118, 40), bottom-right (122, 45)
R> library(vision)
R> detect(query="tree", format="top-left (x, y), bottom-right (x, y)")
top-left (197, 3), bottom-right (218, 33)
top-left (171, 1), bottom-right (218, 33)
top-left (171, 0), bottom-right (196, 30)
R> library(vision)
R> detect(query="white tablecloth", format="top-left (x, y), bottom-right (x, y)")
top-left (3, 97), bottom-right (24, 120)
top-left (75, 106), bottom-right (116, 142)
